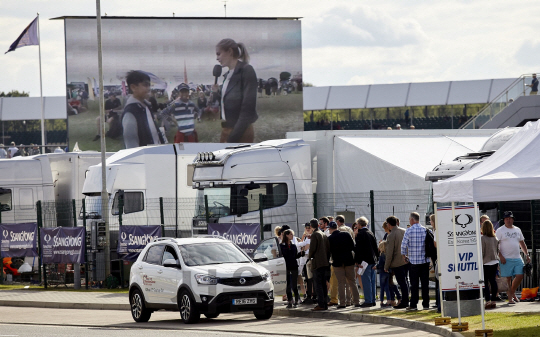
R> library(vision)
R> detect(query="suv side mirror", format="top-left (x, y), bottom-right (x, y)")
top-left (253, 253), bottom-right (268, 263)
top-left (163, 259), bottom-right (180, 269)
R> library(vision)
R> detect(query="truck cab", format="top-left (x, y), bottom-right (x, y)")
top-left (191, 139), bottom-right (313, 238)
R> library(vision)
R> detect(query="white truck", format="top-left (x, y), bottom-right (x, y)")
top-left (0, 151), bottom-right (110, 225)
top-left (80, 143), bottom-right (234, 235)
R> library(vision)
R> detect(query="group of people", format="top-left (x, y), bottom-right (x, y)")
top-left (479, 211), bottom-right (531, 308)
top-left (275, 212), bottom-right (438, 312)
top-left (275, 208), bottom-right (533, 313)
top-left (0, 142), bottom-right (41, 158)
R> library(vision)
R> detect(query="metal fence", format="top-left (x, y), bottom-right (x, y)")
top-left (1, 189), bottom-right (539, 291)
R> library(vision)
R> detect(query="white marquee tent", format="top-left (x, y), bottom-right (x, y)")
top-left (433, 120), bottom-right (540, 202)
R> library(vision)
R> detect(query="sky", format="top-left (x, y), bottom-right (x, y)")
top-left (1, 0), bottom-right (539, 97)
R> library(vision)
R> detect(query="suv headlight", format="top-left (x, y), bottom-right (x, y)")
top-left (195, 274), bottom-right (218, 285)
top-left (261, 271), bottom-right (270, 281)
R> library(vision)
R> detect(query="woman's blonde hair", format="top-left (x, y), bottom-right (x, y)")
top-left (481, 220), bottom-right (495, 237)
top-left (216, 38), bottom-right (250, 64)
top-left (382, 222), bottom-right (388, 231)
top-left (378, 240), bottom-right (387, 253)
top-left (274, 226), bottom-right (282, 237)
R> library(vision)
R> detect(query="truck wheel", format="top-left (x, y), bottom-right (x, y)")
top-left (204, 313), bottom-right (220, 319)
top-left (130, 289), bottom-right (152, 322)
top-left (254, 307), bottom-right (273, 320)
top-left (179, 290), bottom-right (200, 324)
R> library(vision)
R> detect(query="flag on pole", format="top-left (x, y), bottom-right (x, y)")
top-left (5, 17), bottom-right (39, 54)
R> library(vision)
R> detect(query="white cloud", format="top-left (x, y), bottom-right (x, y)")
top-left (1, 0), bottom-right (540, 95)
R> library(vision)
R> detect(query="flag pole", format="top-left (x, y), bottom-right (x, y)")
top-left (95, 0), bottom-right (110, 277)
top-left (37, 13), bottom-right (45, 153)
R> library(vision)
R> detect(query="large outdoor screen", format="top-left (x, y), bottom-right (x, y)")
top-left (64, 17), bottom-right (303, 151)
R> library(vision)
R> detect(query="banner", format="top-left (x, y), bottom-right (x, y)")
top-left (436, 204), bottom-right (481, 291)
top-left (41, 227), bottom-right (86, 264)
top-left (208, 223), bottom-right (260, 254)
top-left (118, 225), bottom-right (162, 261)
top-left (0, 223), bottom-right (38, 257)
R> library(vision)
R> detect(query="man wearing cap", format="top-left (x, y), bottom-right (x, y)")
top-left (328, 220), bottom-right (360, 308)
top-left (528, 73), bottom-right (538, 95)
top-left (7, 142), bottom-right (18, 158)
top-left (496, 211), bottom-right (530, 304)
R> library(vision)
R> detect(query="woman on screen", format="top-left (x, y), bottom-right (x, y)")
top-left (215, 38), bottom-right (258, 143)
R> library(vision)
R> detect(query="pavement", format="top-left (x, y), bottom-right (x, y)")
top-left (0, 290), bottom-right (539, 336)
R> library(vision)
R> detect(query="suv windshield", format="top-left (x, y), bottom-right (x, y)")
top-left (178, 242), bottom-right (251, 266)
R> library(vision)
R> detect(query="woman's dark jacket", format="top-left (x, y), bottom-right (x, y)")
top-left (221, 61), bottom-right (258, 142)
top-left (280, 242), bottom-right (303, 270)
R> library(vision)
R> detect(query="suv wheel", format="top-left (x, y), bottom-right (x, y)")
top-left (130, 289), bottom-right (152, 322)
top-left (254, 306), bottom-right (273, 320)
top-left (179, 290), bottom-right (200, 324)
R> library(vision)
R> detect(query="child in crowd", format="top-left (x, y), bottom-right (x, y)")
top-left (376, 240), bottom-right (392, 307)
top-left (160, 83), bottom-right (199, 143)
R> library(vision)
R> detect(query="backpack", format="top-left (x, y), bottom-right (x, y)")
top-left (425, 229), bottom-right (437, 262)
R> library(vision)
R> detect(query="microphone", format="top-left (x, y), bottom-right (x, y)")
top-left (213, 65), bottom-right (222, 85)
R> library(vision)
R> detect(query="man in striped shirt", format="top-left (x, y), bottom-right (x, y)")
top-left (161, 83), bottom-right (199, 143)
top-left (401, 212), bottom-right (431, 311)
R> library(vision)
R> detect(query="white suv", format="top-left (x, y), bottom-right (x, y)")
top-left (129, 237), bottom-right (274, 324)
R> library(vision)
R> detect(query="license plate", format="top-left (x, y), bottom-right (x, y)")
top-left (232, 298), bottom-right (257, 305)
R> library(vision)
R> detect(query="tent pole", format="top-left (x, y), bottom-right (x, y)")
top-left (451, 202), bottom-right (462, 324)
top-left (434, 203), bottom-right (445, 315)
top-left (474, 202), bottom-right (486, 330)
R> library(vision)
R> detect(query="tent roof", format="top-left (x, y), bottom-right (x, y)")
top-left (433, 121), bottom-right (540, 202)
top-left (334, 134), bottom-right (492, 193)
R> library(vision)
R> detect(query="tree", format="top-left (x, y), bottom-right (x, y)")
top-left (0, 90), bottom-right (30, 97)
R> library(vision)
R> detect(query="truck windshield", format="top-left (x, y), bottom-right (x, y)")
top-left (178, 242), bottom-right (251, 266)
top-left (79, 196), bottom-right (102, 219)
top-left (194, 183), bottom-right (288, 218)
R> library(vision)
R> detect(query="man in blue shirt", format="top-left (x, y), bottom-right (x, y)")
top-left (401, 212), bottom-right (431, 310)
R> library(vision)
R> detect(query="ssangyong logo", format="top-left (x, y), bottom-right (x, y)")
top-left (455, 214), bottom-right (473, 229)
top-left (239, 278), bottom-right (246, 285)
top-left (121, 231), bottom-right (127, 241)
top-left (212, 230), bottom-right (221, 236)
top-left (44, 234), bottom-right (52, 242)
top-left (2, 230), bottom-right (8, 238)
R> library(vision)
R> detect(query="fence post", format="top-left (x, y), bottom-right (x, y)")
top-left (313, 193), bottom-right (317, 219)
top-left (83, 198), bottom-right (88, 290)
top-left (259, 194), bottom-right (264, 240)
top-left (370, 190), bottom-right (375, 233)
top-left (72, 199), bottom-right (77, 227)
top-left (204, 195), bottom-right (210, 226)
top-left (37, 200), bottom-right (46, 288)
top-left (531, 200), bottom-right (538, 288)
top-left (118, 195), bottom-right (124, 227)
top-left (159, 197), bottom-right (165, 237)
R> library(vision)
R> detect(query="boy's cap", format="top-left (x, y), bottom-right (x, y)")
top-left (304, 222), bottom-right (311, 227)
top-left (178, 83), bottom-right (190, 91)
top-left (503, 211), bottom-right (514, 218)
top-left (281, 225), bottom-right (291, 231)
top-left (328, 221), bottom-right (338, 229)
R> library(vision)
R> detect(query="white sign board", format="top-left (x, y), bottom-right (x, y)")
top-left (436, 204), bottom-right (481, 291)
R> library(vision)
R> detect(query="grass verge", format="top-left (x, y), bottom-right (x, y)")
top-left (357, 309), bottom-right (540, 337)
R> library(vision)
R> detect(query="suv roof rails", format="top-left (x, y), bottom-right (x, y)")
top-left (153, 237), bottom-right (177, 242)
top-left (191, 234), bottom-right (227, 240)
